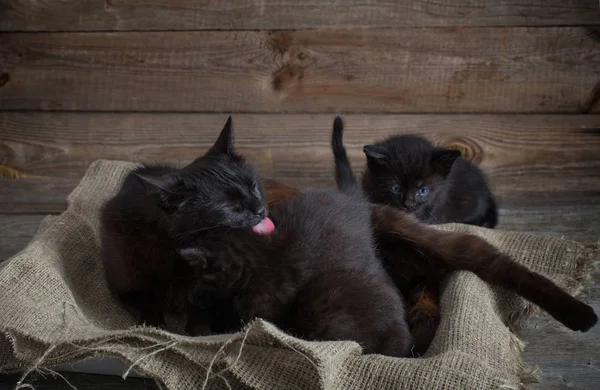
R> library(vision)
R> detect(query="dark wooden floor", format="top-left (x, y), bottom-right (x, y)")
top-left (1, 1), bottom-right (599, 389)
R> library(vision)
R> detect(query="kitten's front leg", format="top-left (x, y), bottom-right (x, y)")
top-left (183, 287), bottom-right (217, 336)
top-left (119, 290), bottom-right (167, 329)
top-left (406, 281), bottom-right (440, 356)
top-left (178, 247), bottom-right (226, 335)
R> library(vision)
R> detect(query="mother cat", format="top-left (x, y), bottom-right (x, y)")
top-left (101, 116), bottom-right (412, 356)
top-left (179, 118), bottom-right (412, 356)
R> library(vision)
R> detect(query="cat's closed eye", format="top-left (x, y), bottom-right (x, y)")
top-left (232, 200), bottom-right (244, 211)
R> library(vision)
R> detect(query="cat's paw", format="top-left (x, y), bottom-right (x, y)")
top-left (559, 301), bottom-right (598, 332)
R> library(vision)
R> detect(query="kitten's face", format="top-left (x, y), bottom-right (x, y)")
top-left (136, 117), bottom-right (268, 242)
top-left (362, 135), bottom-right (461, 216)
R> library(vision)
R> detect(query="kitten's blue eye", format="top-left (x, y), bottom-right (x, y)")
top-left (391, 185), bottom-right (401, 194)
top-left (418, 187), bottom-right (430, 196)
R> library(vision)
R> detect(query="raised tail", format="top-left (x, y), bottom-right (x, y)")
top-left (331, 115), bottom-right (358, 194)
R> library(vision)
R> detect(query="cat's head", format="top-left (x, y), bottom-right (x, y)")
top-left (362, 135), bottom-right (461, 213)
top-left (135, 117), bottom-right (269, 242)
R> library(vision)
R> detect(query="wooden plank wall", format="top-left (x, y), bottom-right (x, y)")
top-left (1, 1), bottom-right (599, 389)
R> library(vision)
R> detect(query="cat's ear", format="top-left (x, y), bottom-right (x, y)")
top-left (363, 144), bottom-right (389, 168)
top-left (431, 149), bottom-right (461, 176)
top-left (134, 173), bottom-right (178, 193)
top-left (208, 116), bottom-right (234, 155)
top-left (136, 173), bottom-right (190, 213)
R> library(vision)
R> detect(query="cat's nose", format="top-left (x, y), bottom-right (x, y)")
top-left (254, 207), bottom-right (266, 219)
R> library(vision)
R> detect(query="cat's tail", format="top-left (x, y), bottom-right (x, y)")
top-left (331, 114), bottom-right (359, 195)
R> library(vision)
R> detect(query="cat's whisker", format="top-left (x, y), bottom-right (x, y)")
top-left (423, 209), bottom-right (441, 224)
top-left (175, 223), bottom-right (227, 238)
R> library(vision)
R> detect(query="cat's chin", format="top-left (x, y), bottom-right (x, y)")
top-left (252, 217), bottom-right (275, 235)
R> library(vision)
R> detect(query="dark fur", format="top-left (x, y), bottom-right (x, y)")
top-left (100, 117), bottom-right (264, 334)
top-left (181, 116), bottom-right (411, 357)
top-left (362, 135), bottom-right (498, 228)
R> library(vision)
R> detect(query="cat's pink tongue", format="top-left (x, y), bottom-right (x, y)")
top-left (252, 217), bottom-right (275, 235)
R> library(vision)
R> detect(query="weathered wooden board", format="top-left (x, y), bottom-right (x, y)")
top-left (1, 113), bottom-right (599, 213)
top-left (0, 214), bottom-right (45, 261)
top-left (0, 178), bottom-right (75, 214)
top-left (1, 28), bottom-right (599, 113)
top-left (1, 0), bottom-right (598, 32)
top-left (500, 206), bottom-right (600, 242)
top-left (521, 264), bottom-right (600, 390)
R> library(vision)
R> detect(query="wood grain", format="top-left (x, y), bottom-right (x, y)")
top-left (0, 178), bottom-right (75, 214)
top-left (499, 206), bottom-right (600, 242)
top-left (1, 113), bottom-right (599, 213)
top-left (0, 214), bottom-right (45, 261)
top-left (1, 0), bottom-right (598, 32)
top-left (1, 28), bottom-right (599, 113)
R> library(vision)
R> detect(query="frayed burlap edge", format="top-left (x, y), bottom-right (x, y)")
top-left (2, 321), bottom-right (260, 390)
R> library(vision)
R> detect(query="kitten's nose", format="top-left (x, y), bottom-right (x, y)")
top-left (254, 207), bottom-right (266, 219)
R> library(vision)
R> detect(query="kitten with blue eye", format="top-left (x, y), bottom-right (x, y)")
top-left (331, 119), bottom-right (596, 356)
top-left (100, 117), bottom-right (273, 335)
top-left (362, 135), bottom-right (498, 228)
top-left (358, 133), bottom-right (497, 353)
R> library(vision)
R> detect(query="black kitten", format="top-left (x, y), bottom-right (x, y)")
top-left (362, 135), bottom-right (498, 227)
top-left (180, 116), bottom-right (411, 357)
top-left (100, 117), bottom-right (270, 334)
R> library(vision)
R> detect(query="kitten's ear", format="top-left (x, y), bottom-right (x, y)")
top-left (208, 116), bottom-right (234, 155)
top-left (431, 149), bottom-right (461, 176)
top-left (363, 144), bottom-right (389, 168)
top-left (134, 173), bottom-right (178, 193)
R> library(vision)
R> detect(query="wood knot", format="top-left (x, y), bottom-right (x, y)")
top-left (579, 79), bottom-right (600, 113)
top-left (585, 27), bottom-right (600, 43)
top-left (267, 31), bottom-right (293, 54)
top-left (0, 165), bottom-right (30, 179)
top-left (438, 137), bottom-right (483, 165)
top-left (272, 65), bottom-right (303, 92)
top-left (0, 73), bottom-right (10, 89)
top-left (296, 51), bottom-right (309, 61)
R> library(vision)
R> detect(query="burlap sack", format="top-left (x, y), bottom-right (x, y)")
top-left (1, 160), bottom-right (598, 390)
